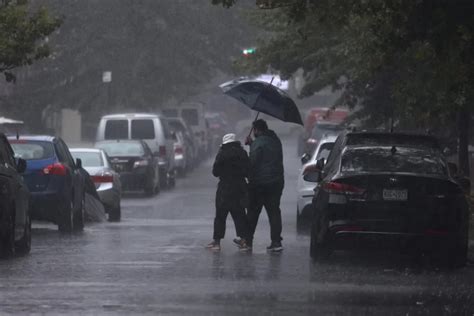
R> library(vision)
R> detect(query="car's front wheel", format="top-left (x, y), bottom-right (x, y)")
top-left (16, 211), bottom-right (31, 254)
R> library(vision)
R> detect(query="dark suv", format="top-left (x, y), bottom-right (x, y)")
top-left (0, 134), bottom-right (31, 255)
top-left (308, 132), bottom-right (470, 267)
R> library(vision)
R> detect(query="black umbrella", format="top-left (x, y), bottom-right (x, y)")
top-left (219, 78), bottom-right (303, 126)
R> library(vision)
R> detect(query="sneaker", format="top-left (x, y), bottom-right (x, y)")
top-left (266, 242), bottom-right (283, 252)
top-left (233, 238), bottom-right (243, 247)
top-left (206, 240), bottom-right (221, 251)
top-left (238, 240), bottom-right (252, 252)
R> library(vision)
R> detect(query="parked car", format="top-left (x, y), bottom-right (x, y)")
top-left (165, 117), bottom-right (198, 169)
top-left (70, 148), bottom-right (122, 221)
top-left (8, 135), bottom-right (85, 232)
top-left (171, 131), bottom-right (188, 176)
top-left (308, 132), bottom-right (470, 267)
top-left (0, 134), bottom-right (31, 255)
top-left (96, 113), bottom-right (176, 189)
top-left (296, 135), bottom-right (337, 229)
top-left (163, 103), bottom-right (209, 159)
top-left (303, 121), bottom-right (344, 155)
top-left (297, 107), bottom-right (349, 156)
top-left (95, 140), bottom-right (159, 196)
top-left (205, 112), bottom-right (228, 153)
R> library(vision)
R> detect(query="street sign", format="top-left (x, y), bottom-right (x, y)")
top-left (102, 71), bottom-right (112, 83)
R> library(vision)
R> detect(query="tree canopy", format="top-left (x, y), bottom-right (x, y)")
top-left (0, 0), bottom-right (60, 82)
top-left (214, 0), bottom-right (474, 173)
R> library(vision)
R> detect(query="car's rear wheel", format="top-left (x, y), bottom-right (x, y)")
top-left (310, 214), bottom-right (332, 261)
top-left (73, 195), bottom-right (85, 232)
top-left (58, 199), bottom-right (74, 233)
top-left (1, 208), bottom-right (15, 257)
top-left (109, 204), bottom-right (121, 222)
top-left (16, 211), bottom-right (31, 254)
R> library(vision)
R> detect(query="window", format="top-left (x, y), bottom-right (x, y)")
top-left (105, 120), bottom-right (128, 139)
top-left (131, 119), bottom-right (155, 139)
top-left (10, 141), bottom-right (55, 160)
top-left (341, 147), bottom-right (446, 175)
top-left (181, 109), bottom-right (199, 126)
top-left (316, 143), bottom-right (335, 161)
top-left (71, 152), bottom-right (103, 167)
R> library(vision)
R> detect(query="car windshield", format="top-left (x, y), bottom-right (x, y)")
top-left (10, 141), bottom-right (55, 160)
top-left (71, 151), bottom-right (103, 167)
top-left (96, 142), bottom-right (144, 157)
top-left (341, 147), bottom-right (447, 175)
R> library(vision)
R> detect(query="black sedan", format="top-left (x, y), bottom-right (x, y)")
top-left (95, 140), bottom-right (159, 196)
top-left (308, 143), bottom-right (470, 267)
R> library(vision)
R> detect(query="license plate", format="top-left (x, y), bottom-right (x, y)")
top-left (383, 189), bottom-right (408, 201)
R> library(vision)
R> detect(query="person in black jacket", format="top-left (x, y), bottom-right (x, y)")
top-left (206, 133), bottom-right (251, 251)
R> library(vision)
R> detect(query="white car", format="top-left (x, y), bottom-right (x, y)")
top-left (296, 135), bottom-right (337, 228)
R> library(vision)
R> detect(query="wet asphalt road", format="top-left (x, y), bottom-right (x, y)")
top-left (1, 138), bottom-right (474, 315)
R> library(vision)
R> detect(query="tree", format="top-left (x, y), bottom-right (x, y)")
top-left (0, 0), bottom-right (60, 82)
top-left (214, 0), bottom-right (474, 176)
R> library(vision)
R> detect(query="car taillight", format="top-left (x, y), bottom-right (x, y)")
top-left (42, 163), bottom-right (67, 176)
top-left (175, 146), bottom-right (184, 155)
top-left (91, 175), bottom-right (114, 183)
top-left (159, 146), bottom-right (167, 158)
top-left (322, 181), bottom-right (365, 195)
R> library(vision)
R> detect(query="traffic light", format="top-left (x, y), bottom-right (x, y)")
top-left (242, 48), bottom-right (256, 56)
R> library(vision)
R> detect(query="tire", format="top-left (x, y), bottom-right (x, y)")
top-left (58, 199), bottom-right (74, 233)
top-left (73, 195), bottom-right (85, 232)
top-left (16, 211), bottom-right (31, 254)
top-left (445, 217), bottom-right (469, 268)
top-left (108, 204), bottom-right (121, 222)
top-left (310, 215), bottom-right (332, 261)
top-left (0, 208), bottom-right (15, 257)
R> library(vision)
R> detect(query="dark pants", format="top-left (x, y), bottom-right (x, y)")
top-left (247, 181), bottom-right (284, 244)
top-left (213, 184), bottom-right (250, 241)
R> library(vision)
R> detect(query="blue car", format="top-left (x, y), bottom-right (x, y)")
top-left (8, 136), bottom-right (86, 232)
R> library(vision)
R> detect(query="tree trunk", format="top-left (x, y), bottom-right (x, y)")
top-left (457, 107), bottom-right (470, 177)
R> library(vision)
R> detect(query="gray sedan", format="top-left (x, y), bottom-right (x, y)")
top-left (70, 148), bottom-right (122, 221)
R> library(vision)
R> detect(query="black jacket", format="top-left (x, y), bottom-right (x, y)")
top-left (249, 129), bottom-right (284, 186)
top-left (212, 141), bottom-right (250, 205)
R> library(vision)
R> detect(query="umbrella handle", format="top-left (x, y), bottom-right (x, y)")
top-left (247, 111), bottom-right (260, 140)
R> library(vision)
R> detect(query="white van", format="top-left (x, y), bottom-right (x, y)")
top-left (96, 113), bottom-right (176, 188)
top-left (162, 103), bottom-right (209, 157)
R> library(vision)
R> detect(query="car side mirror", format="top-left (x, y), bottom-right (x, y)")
top-left (75, 158), bottom-right (82, 169)
top-left (16, 158), bottom-right (27, 174)
top-left (301, 153), bottom-right (310, 165)
top-left (303, 171), bottom-right (321, 183)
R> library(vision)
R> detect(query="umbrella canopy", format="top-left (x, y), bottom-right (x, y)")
top-left (219, 79), bottom-right (303, 126)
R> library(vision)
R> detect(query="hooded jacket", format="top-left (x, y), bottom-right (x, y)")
top-left (212, 141), bottom-right (250, 204)
top-left (249, 129), bottom-right (284, 186)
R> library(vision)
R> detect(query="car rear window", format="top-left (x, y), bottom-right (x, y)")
top-left (96, 142), bottom-right (144, 157)
top-left (105, 120), bottom-right (128, 139)
top-left (131, 119), bottom-right (155, 139)
top-left (10, 141), bottom-right (55, 160)
top-left (71, 152), bottom-right (103, 167)
top-left (346, 133), bottom-right (440, 149)
top-left (181, 109), bottom-right (199, 126)
top-left (341, 147), bottom-right (446, 175)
